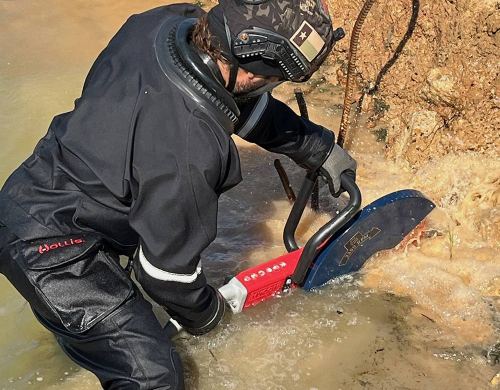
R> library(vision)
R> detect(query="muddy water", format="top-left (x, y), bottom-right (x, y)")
top-left (1, 1), bottom-right (498, 389)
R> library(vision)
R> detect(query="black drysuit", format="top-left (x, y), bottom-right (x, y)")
top-left (0, 4), bottom-right (333, 388)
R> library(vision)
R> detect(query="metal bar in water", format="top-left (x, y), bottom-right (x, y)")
top-left (273, 159), bottom-right (296, 202)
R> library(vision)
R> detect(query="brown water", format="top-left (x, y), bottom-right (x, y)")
top-left (1, 1), bottom-right (498, 389)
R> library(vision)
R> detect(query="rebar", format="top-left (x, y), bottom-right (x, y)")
top-left (274, 159), bottom-right (296, 202)
top-left (338, 0), bottom-right (377, 148)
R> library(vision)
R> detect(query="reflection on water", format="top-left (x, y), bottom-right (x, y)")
top-left (0, 1), bottom-right (498, 389)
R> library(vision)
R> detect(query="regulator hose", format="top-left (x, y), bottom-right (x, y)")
top-left (338, 0), bottom-right (377, 148)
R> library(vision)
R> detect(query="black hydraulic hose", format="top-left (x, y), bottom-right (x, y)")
top-left (338, 0), bottom-right (377, 148)
top-left (291, 173), bottom-right (361, 285)
top-left (367, 0), bottom-right (419, 96)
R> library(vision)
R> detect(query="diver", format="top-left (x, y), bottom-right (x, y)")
top-left (0, 0), bottom-right (356, 388)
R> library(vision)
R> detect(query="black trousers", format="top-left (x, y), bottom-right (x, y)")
top-left (0, 225), bottom-right (184, 389)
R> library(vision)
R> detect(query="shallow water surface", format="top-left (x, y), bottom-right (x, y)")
top-left (0, 1), bottom-right (498, 389)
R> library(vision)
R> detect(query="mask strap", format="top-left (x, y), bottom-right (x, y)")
top-left (199, 52), bottom-right (226, 85)
top-left (222, 15), bottom-right (239, 93)
top-left (226, 62), bottom-right (238, 92)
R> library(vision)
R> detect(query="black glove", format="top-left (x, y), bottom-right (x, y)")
top-left (167, 286), bottom-right (231, 336)
top-left (320, 143), bottom-right (357, 197)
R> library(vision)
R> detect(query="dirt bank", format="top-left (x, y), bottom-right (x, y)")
top-left (324, 0), bottom-right (498, 167)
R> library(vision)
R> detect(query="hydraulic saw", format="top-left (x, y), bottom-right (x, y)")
top-left (219, 171), bottom-right (435, 313)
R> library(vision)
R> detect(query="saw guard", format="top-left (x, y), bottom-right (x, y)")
top-left (302, 189), bottom-right (435, 290)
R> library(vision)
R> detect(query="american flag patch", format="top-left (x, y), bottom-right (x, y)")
top-left (290, 21), bottom-right (326, 62)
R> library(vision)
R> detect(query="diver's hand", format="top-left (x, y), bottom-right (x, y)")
top-left (184, 288), bottom-right (231, 336)
top-left (164, 287), bottom-right (231, 337)
top-left (320, 144), bottom-right (357, 197)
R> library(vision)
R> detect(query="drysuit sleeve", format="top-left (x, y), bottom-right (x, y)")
top-left (235, 93), bottom-right (334, 170)
top-left (129, 109), bottom-right (227, 335)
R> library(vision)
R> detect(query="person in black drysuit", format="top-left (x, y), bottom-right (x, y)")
top-left (0, 0), bottom-right (356, 388)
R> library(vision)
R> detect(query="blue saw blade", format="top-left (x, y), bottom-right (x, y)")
top-left (302, 189), bottom-right (435, 290)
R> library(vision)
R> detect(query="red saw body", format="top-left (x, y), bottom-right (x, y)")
top-left (219, 249), bottom-right (303, 312)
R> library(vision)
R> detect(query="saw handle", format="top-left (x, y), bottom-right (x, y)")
top-left (283, 172), bottom-right (362, 285)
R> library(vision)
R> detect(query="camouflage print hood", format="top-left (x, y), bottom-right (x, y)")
top-left (207, 0), bottom-right (342, 80)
